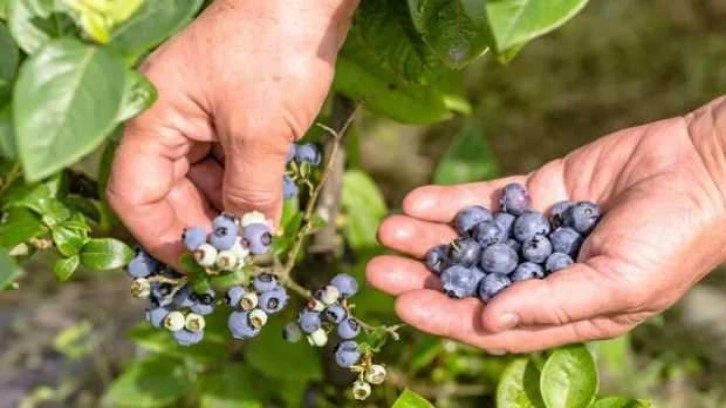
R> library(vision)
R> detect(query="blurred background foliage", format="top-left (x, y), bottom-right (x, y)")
top-left (2, 0), bottom-right (726, 407)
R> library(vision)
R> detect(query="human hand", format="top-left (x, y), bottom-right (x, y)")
top-left (367, 98), bottom-right (726, 354)
top-left (107, 0), bottom-right (358, 266)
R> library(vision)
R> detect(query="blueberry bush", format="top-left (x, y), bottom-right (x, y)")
top-left (0, 0), bottom-right (654, 406)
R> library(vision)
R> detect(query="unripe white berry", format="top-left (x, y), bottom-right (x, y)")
top-left (241, 211), bottom-right (268, 228)
top-left (352, 380), bottom-right (371, 400)
top-left (130, 278), bottom-right (150, 298)
top-left (231, 238), bottom-right (250, 261)
top-left (194, 244), bottom-right (218, 267)
top-left (307, 298), bottom-right (325, 312)
top-left (307, 328), bottom-right (328, 347)
top-left (248, 309), bottom-right (268, 329)
top-left (185, 313), bottom-right (206, 332)
top-left (365, 364), bottom-right (386, 385)
top-left (163, 311), bottom-right (185, 332)
top-left (317, 285), bottom-right (340, 306)
top-left (241, 292), bottom-right (258, 311)
top-left (216, 250), bottom-right (238, 271)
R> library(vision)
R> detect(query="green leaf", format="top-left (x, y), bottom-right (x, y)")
top-left (0, 207), bottom-right (44, 247)
top-left (53, 254), bottom-right (79, 281)
top-left (407, 0), bottom-right (489, 69)
top-left (540, 344), bottom-right (598, 408)
top-left (79, 238), bottom-right (133, 270)
top-left (496, 358), bottom-right (545, 408)
top-left (341, 170), bottom-right (387, 251)
top-left (0, 22), bottom-right (19, 103)
top-left (0, 0), bottom-right (7, 19)
top-left (433, 122), bottom-right (499, 185)
top-left (0, 248), bottom-right (22, 290)
top-left (117, 70), bottom-right (156, 122)
top-left (199, 364), bottom-right (264, 408)
top-left (0, 104), bottom-right (15, 158)
top-left (109, 0), bottom-right (204, 59)
top-left (590, 397), bottom-right (651, 408)
top-left (127, 320), bottom-right (229, 365)
top-left (6, 0), bottom-right (52, 54)
top-left (481, 0), bottom-right (589, 52)
top-left (51, 220), bottom-right (89, 256)
top-left (392, 388), bottom-right (435, 408)
top-left (13, 38), bottom-right (127, 181)
top-left (101, 355), bottom-right (191, 408)
top-left (243, 319), bottom-right (323, 382)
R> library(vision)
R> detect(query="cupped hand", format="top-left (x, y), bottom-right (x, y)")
top-left (107, 0), bottom-right (357, 266)
top-left (368, 98), bottom-right (726, 354)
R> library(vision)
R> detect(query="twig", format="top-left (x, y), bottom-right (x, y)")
top-left (0, 162), bottom-right (21, 197)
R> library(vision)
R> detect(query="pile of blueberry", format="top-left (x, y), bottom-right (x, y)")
top-left (225, 273), bottom-right (289, 338)
top-left (425, 183), bottom-right (601, 301)
top-left (283, 143), bottom-right (322, 200)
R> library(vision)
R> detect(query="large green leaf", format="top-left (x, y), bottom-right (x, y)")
top-left (392, 389), bottom-right (435, 408)
top-left (479, 0), bottom-right (589, 52)
top-left (101, 355), bottom-right (191, 408)
top-left (78, 238), bottom-right (133, 270)
top-left (341, 170), bottom-right (387, 251)
top-left (591, 397), bottom-right (651, 408)
top-left (6, 0), bottom-right (75, 54)
top-left (199, 364), bottom-right (264, 408)
top-left (0, 104), bottom-right (15, 158)
top-left (109, 0), bottom-right (204, 58)
top-left (13, 38), bottom-right (126, 181)
top-left (433, 122), bottom-right (499, 185)
top-left (0, 22), bottom-right (18, 103)
top-left (540, 345), bottom-right (598, 408)
top-left (243, 319), bottom-right (323, 382)
top-left (0, 248), bottom-right (21, 290)
top-left (408, 0), bottom-right (488, 69)
top-left (496, 358), bottom-right (545, 408)
top-left (0, 207), bottom-right (44, 247)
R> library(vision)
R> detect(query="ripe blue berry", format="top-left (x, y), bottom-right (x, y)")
top-left (253, 273), bottom-right (277, 293)
top-left (151, 283), bottom-right (174, 307)
top-left (244, 223), bottom-right (273, 255)
top-left (283, 174), bottom-right (299, 200)
top-left (228, 311), bottom-right (260, 339)
top-left (440, 265), bottom-right (485, 298)
top-left (298, 310), bottom-right (322, 334)
top-left (480, 243), bottom-right (518, 275)
top-left (258, 287), bottom-right (288, 314)
top-left (563, 201), bottom-right (600, 234)
top-left (494, 212), bottom-right (516, 238)
top-left (330, 273), bottom-right (359, 298)
top-left (212, 214), bottom-right (237, 231)
top-left (454, 205), bottom-right (492, 235)
top-left (503, 238), bottom-right (521, 253)
top-left (335, 340), bottom-right (361, 367)
top-left (521, 235), bottom-right (553, 263)
top-left (182, 227), bottom-right (207, 251)
top-left (549, 227), bottom-right (583, 258)
top-left (127, 249), bottom-right (157, 279)
top-left (549, 201), bottom-right (574, 228)
top-left (425, 245), bottom-right (448, 275)
top-left (323, 303), bottom-right (347, 324)
top-left (511, 262), bottom-right (545, 281)
top-left (337, 317), bottom-right (361, 339)
top-left (226, 286), bottom-right (246, 308)
top-left (513, 211), bottom-right (550, 242)
top-left (173, 329), bottom-right (204, 346)
top-left (190, 290), bottom-right (215, 315)
top-left (545, 253), bottom-right (574, 273)
top-left (295, 143), bottom-right (321, 165)
top-left (147, 307), bottom-right (169, 329)
top-left (210, 225), bottom-right (237, 250)
top-left (500, 183), bottom-right (531, 215)
top-left (474, 220), bottom-right (504, 247)
top-left (283, 322), bottom-right (302, 343)
top-left (478, 273), bottom-right (512, 302)
top-left (172, 285), bottom-right (195, 308)
top-left (448, 238), bottom-right (482, 266)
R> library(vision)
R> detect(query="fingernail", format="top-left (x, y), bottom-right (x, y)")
top-left (497, 313), bottom-right (519, 331)
top-left (488, 349), bottom-right (507, 356)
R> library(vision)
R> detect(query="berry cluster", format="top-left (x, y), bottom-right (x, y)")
top-left (283, 143), bottom-right (322, 200)
top-left (425, 183), bottom-right (601, 301)
top-left (226, 273), bottom-right (289, 339)
top-left (282, 274), bottom-right (386, 400)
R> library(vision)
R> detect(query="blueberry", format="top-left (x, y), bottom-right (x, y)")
top-left (163, 311), bottom-right (186, 332)
top-left (151, 283), bottom-right (174, 307)
top-left (474, 220), bottom-right (503, 247)
top-left (283, 175), bottom-right (299, 200)
top-left (127, 249), bottom-right (157, 279)
top-left (494, 212), bottom-right (516, 238)
top-left (521, 235), bottom-right (553, 263)
top-left (182, 227), bottom-right (207, 251)
top-left (448, 238), bottom-right (482, 266)
top-left (480, 243), bottom-right (518, 275)
top-left (549, 227), bottom-right (583, 258)
top-left (253, 273), bottom-right (277, 293)
top-left (190, 290), bottom-right (215, 315)
top-left (478, 273), bottom-right (512, 302)
top-left (228, 311), bottom-right (260, 339)
top-left (307, 328), bottom-right (328, 347)
top-left (185, 313), bottom-right (206, 332)
top-left (335, 340), bottom-right (361, 367)
top-left (210, 225), bottom-right (237, 251)
top-left (323, 303), bottom-right (347, 324)
top-left (258, 287), bottom-right (288, 314)
top-left (503, 238), bottom-right (521, 253)
top-left (286, 144), bottom-right (297, 164)
top-left (212, 213), bottom-right (237, 231)
top-left (173, 329), bottom-right (204, 346)
top-left (248, 309), bottom-right (269, 328)
top-left (352, 380), bottom-right (372, 401)
top-left (314, 285), bottom-right (340, 305)
top-left (194, 243), bottom-right (218, 267)
top-left (337, 317), bottom-right (361, 339)
top-left (454, 205), bottom-right (492, 235)
top-left (216, 250), bottom-right (239, 271)
top-left (545, 253), bottom-right (574, 273)
top-left (172, 285), bottom-right (195, 308)
top-left (511, 262), bottom-right (545, 281)
top-left (440, 265), bottom-right (485, 298)
top-left (549, 201), bottom-right (574, 228)
top-left (563, 201), bottom-right (600, 234)
top-left (147, 307), bottom-right (169, 329)
top-left (295, 143), bottom-right (322, 165)
top-left (298, 310), bottom-right (322, 334)
top-left (226, 286), bottom-right (246, 308)
top-left (425, 245), bottom-right (449, 275)
top-left (513, 211), bottom-right (550, 242)
top-left (500, 183), bottom-right (531, 215)
top-left (330, 273), bottom-right (359, 298)
top-left (244, 223), bottom-right (273, 255)
top-left (283, 322), bottom-right (302, 343)
top-left (365, 365), bottom-right (387, 385)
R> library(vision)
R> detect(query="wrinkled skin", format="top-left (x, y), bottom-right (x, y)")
top-left (107, 0), bottom-right (358, 267)
top-left (368, 97), bottom-right (726, 354)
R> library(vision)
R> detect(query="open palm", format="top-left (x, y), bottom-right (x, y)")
top-left (368, 104), bottom-right (726, 353)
